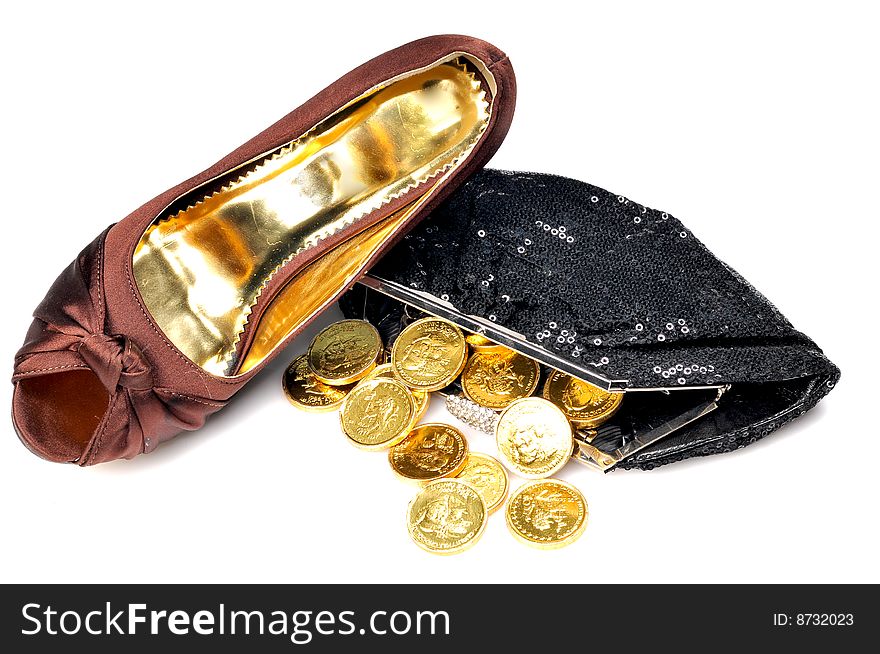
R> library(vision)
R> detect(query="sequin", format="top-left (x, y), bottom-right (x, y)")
top-left (344, 169), bottom-right (839, 471)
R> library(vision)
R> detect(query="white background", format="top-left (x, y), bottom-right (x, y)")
top-left (1, 1), bottom-right (878, 584)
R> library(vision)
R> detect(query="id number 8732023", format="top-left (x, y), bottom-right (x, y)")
top-left (773, 613), bottom-right (854, 627)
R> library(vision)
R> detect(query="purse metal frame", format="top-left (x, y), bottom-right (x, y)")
top-left (357, 274), bottom-right (728, 471)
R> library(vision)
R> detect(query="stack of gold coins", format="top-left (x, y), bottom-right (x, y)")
top-left (283, 316), bottom-right (613, 551)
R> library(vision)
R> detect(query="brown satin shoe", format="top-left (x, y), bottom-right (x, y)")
top-left (12, 35), bottom-right (515, 465)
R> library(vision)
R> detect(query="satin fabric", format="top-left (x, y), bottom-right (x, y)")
top-left (12, 230), bottom-right (225, 464)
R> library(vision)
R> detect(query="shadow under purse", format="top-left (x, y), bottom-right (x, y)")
top-left (339, 169), bottom-right (839, 471)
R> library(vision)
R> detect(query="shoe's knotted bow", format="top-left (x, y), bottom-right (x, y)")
top-left (12, 228), bottom-right (224, 464)
top-left (76, 333), bottom-right (153, 392)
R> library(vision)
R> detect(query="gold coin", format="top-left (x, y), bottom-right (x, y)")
top-left (406, 479), bottom-right (487, 555)
top-left (455, 452), bottom-right (509, 513)
top-left (412, 392), bottom-right (430, 424)
top-left (282, 354), bottom-right (351, 412)
top-left (466, 332), bottom-right (494, 348)
top-left (363, 363), bottom-right (394, 381)
top-left (542, 370), bottom-right (624, 427)
top-left (495, 397), bottom-right (574, 479)
top-left (465, 332), bottom-right (508, 353)
top-left (391, 317), bottom-right (467, 392)
top-left (505, 479), bottom-right (588, 549)
top-left (307, 320), bottom-right (382, 386)
top-left (364, 363), bottom-right (430, 424)
top-left (339, 377), bottom-right (414, 450)
top-left (389, 423), bottom-right (469, 482)
top-left (461, 349), bottom-right (540, 409)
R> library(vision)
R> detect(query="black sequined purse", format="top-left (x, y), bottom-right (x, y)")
top-left (340, 170), bottom-right (839, 470)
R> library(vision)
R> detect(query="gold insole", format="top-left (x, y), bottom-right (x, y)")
top-left (133, 56), bottom-right (491, 376)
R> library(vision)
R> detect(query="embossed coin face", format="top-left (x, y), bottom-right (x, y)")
top-left (391, 318), bottom-right (467, 392)
top-left (543, 370), bottom-right (624, 427)
top-left (454, 452), bottom-right (509, 513)
top-left (406, 479), bottom-right (487, 555)
top-left (505, 479), bottom-right (588, 549)
top-left (307, 320), bottom-right (382, 386)
top-left (339, 377), bottom-right (415, 450)
top-left (390, 423), bottom-right (469, 482)
top-left (461, 350), bottom-right (540, 409)
top-left (364, 363), bottom-right (429, 424)
top-left (283, 354), bottom-right (351, 412)
top-left (495, 397), bottom-right (574, 479)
